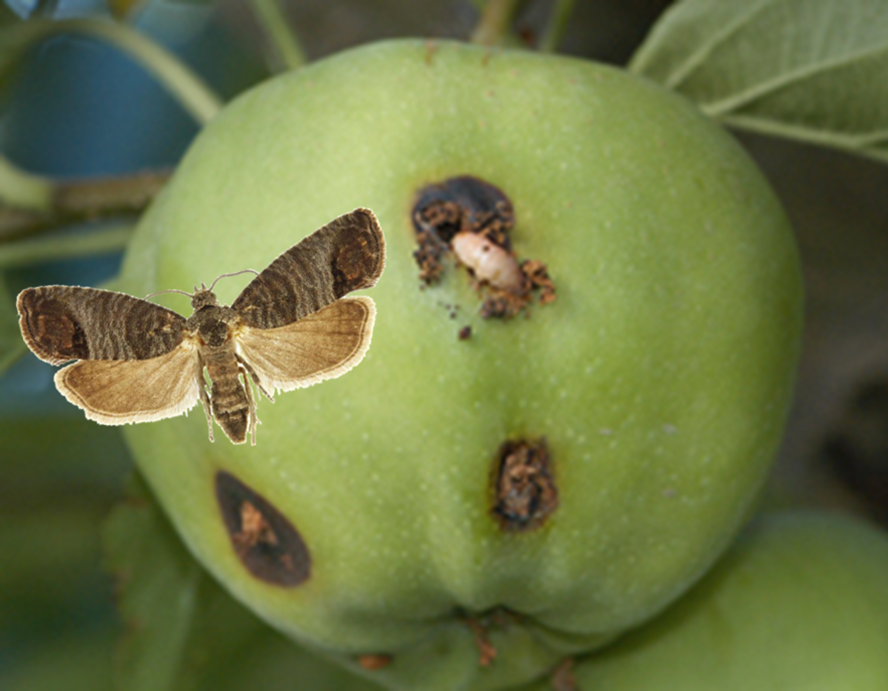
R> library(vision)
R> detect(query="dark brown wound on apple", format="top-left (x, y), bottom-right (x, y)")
top-left (215, 471), bottom-right (311, 586)
top-left (411, 176), bottom-right (556, 321)
top-left (412, 176), bottom-right (514, 285)
top-left (491, 438), bottom-right (558, 532)
top-left (232, 208), bottom-right (385, 330)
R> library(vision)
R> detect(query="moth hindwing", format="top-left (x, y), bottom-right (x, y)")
top-left (16, 207), bottom-right (385, 446)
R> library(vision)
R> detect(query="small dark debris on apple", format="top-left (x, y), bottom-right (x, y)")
top-left (458, 325), bottom-right (472, 340)
top-left (215, 471), bottom-right (311, 586)
top-left (357, 653), bottom-right (393, 670)
top-left (492, 438), bottom-right (558, 531)
top-left (460, 607), bottom-right (520, 667)
top-left (466, 616), bottom-right (498, 666)
top-left (522, 258), bottom-right (557, 305)
top-left (412, 176), bottom-right (556, 319)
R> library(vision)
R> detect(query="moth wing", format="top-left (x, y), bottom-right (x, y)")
top-left (17, 285), bottom-right (187, 365)
top-left (231, 208), bottom-right (385, 330)
top-left (236, 296), bottom-right (375, 395)
top-left (54, 342), bottom-right (201, 425)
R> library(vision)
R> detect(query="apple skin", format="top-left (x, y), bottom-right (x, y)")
top-left (117, 40), bottom-right (802, 690)
top-left (513, 511), bottom-right (888, 691)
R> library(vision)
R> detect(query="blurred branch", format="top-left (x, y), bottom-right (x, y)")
top-left (0, 156), bottom-right (52, 211)
top-left (471, 0), bottom-right (522, 46)
top-left (248, 0), bottom-right (306, 71)
top-left (0, 223), bottom-right (133, 269)
top-left (60, 19), bottom-right (222, 125)
top-left (0, 18), bottom-right (222, 125)
top-left (0, 168), bottom-right (171, 242)
top-left (538, 0), bottom-right (574, 53)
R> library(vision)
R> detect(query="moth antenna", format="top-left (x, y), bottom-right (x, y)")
top-left (208, 269), bottom-right (260, 292)
top-left (144, 288), bottom-right (194, 301)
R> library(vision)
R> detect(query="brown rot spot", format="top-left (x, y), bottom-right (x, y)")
top-left (492, 438), bottom-right (558, 532)
top-left (215, 471), bottom-right (310, 586)
top-left (357, 654), bottom-right (393, 671)
top-left (412, 176), bottom-right (556, 322)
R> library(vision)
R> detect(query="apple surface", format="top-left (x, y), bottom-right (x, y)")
top-left (117, 39), bottom-right (802, 690)
top-left (515, 511), bottom-right (888, 691)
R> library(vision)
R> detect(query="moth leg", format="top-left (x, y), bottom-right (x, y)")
top-left (239, 364), bottom-right (259, 447)
top-left (196, 353), bottom-right (214, 443)
top-left (236, 353), bottom-right (275, 403)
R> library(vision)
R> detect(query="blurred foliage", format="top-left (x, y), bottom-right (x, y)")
top-left (0, 274), bottom-right (24, 375)
top-left (0, 416), bottom-right (129, 690)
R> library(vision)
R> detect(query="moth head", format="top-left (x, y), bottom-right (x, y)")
top-left (191, 284), bottom-right (220, 311)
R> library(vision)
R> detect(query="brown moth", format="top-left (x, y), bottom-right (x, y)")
top-left (16, 208), bottom-right (385, 446)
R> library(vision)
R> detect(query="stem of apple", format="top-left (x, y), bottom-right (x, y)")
top-left (539, 0), bottom-right (576, 53)
top-left (471, 0), bottom-right (523, 46)
top-left (248, 0), bottom-right (308, 72)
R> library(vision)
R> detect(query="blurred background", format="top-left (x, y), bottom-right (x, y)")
top-left (0, 1), bottom-right (886, 688)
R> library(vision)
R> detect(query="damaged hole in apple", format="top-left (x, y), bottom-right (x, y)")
top-left (412, 176), bottom-right (556, 319)
top-left (492, 438), bottom-right (558, 532)
top-left (215, 471), bottom-right (311, 586)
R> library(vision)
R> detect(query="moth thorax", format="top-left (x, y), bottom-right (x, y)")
top-left (199, 317), bottom-right (231, 347)
top-left (191, 288), bottom-right (220, 311)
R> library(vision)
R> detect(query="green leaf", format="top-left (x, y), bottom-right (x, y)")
top-left (103, 472), bottom-right (383, 691)
top-left (0, 274), bottom-right (25, 376)
top-left (630, 0), bottom-right (888, 162)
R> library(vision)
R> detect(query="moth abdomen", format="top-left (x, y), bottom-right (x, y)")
top-left (204, 345), bottom-right (254, 445)
top-left (212, 405), bottom-right (250, 445)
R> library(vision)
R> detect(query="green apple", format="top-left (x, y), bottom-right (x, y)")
top-left (117, 39), bottom-right (802, 690)
top-left (515, 511), bottom-right (888, 690)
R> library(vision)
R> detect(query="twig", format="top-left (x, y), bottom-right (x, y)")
top-left (538, 0), bottom-right (575, 53)
top-left (248, 0), bottom-right (307, 71)
top-left (0, 169), bottom-right (172, 242)
top-left (470, 0), bottom-right (522, 46)
top-left (0, 223), bottom-right (133, 270)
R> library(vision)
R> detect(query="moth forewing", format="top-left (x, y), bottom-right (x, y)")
top-left (232, 208), bottom-right (385, 330)
top-left (53, 340), bottom-right (201, 425)
top-left (16, 285), bottom-right (188, 364)
top-left (234, 296), bottom-right (377, 396)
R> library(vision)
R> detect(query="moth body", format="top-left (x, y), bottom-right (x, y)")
top-left (15, 208), bottom-right (386, 446)
top-left (203, 341), bottom-right (252, 444)
top-left (185, 293), bottom-right (259, 445)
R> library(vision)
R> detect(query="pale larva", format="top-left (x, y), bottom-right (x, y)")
top-left (451, 231), bottom-right (526, 295)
